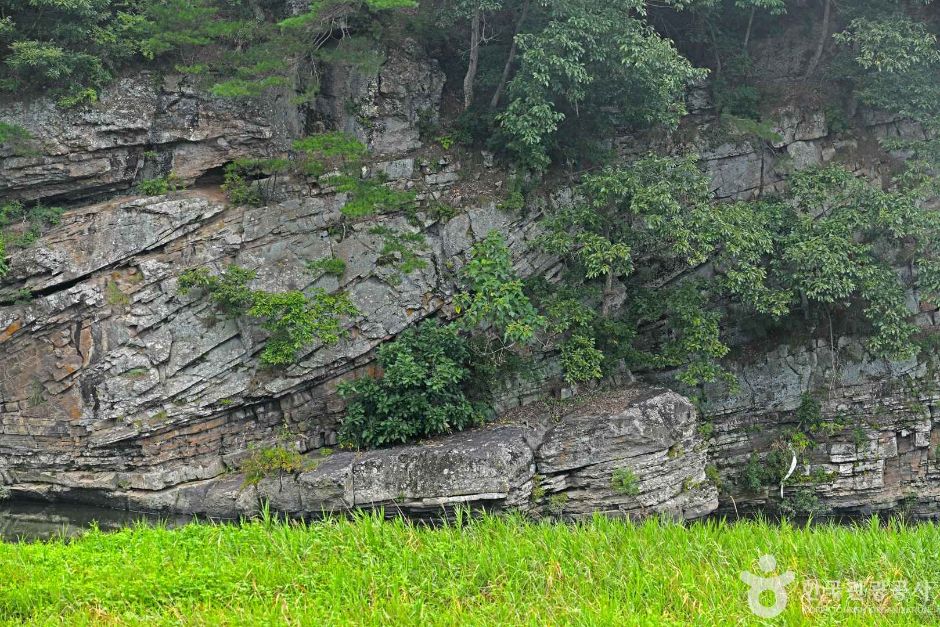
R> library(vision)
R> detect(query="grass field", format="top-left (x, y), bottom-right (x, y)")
top-left (1, 511), bottom-right (938, 625)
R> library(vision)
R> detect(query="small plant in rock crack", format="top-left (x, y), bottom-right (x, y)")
top-left (240, 446), bottom-right (304, 486)
top-left (307, 256), bottom-right (346, 277)
top-left (369, 225), bottom-right (428, 281)
top-left (137, 173), bottom-right (183, 196)
top-left (0, 200), bottom-right (64, 259)
top-left (611, 468), bottom-right (640, 496)
top-left (28, 380), bottom-right (46, 407)
top-left (548, 493), bottom-right (569, 514)
top-left (531, 474), bottom-right (546, 502)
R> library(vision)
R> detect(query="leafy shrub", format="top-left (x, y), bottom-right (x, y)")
top-left (824, 103), bottom-right (851, 135)
top-left (713, 82), bottom-right (762, 120)
top-left (240, 446), bottom-right (303, 485)
top-left (437, 135), bottom-right (455, 150)
top-left (548, 493), bottom-right (568, 514)
top-left (369, 225), bottom-right (428, 280)
top-left (178, 265), bottom-right (255, 317)
top-left (222, 162), bottom-right (262, 207)
top-left (137, 173), bottom-right (182, 196)
top-left (338, 321), bottom-right (484, 448)
top-left (138, 177), bottom-right (170, 196)
top-left (13, 287), bottom-right (32, 305)
top-left (738, 449), bottom-right (793, 493)
top-left (105, 281), bottom-right (130, 307)
top-left (721, 114), bottom-right (782, 144)
top-left (221, 158), bottom-right (289, 207)
top-left (538, 157), bottom-right (940, 387)
top-left (0, 201), bottom-right (65, 260)
top-left (780, 488), bottom-right (824, 518)
top-left (178, 265), bottom-right (359, 365)
top-left (334, 176), bottom-right (416, 218)
top-left (0, 122), bottom-right (35, 155)
top-left (496, 176), bottom-right (527, 213)
top-left (249, 289), bottom-right (358, 365)
top-left (293, 132), bottom-right (366, 175)
top-left (454, 232), bottom-right (544, 345)
top-left (58, 86), bottom-right (98, 109)
top-left (705, 464), bottom-right (722, 490)
top-left (317, 36), bottom-right (386, 75)
top-left (795, 394), bottom-right (824, 435)
top-left (560, 335), bottom-right (604, 384)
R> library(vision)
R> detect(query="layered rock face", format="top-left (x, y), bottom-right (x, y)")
top-left (0, 45), bottom-right (571, 517)
top-left (312, 39), bottom-right (446, 156)
top-left (705, 335), bottom-right (940, 519)
top-left (121, 387), bottom-right (716, 521)
top-left (0, 75), bottom-right (293, 203)
top-left (0, 183), bottom-right (549, 506)
top-left (1, 33), bottom-right (937, 522)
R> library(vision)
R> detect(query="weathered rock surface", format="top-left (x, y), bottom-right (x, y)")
top-left (0, 38), bottom-right (446, 203)
top-left (703, 331), bottom-right (940, 519)
top-left (10, 386), bottom-right (715, 521)
top-left (311, 38), bottom-right (445, 156)
top-left (0, 185), bottom-right (549, 502)
top-left (0, 75), bottom-right (293, 203)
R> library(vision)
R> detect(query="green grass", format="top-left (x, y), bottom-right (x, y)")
top-left (1, 512), bottom-right (939, 624)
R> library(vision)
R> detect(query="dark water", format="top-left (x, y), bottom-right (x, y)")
top-left (0, 500), bottom-right (192, 542)
top-left (0, 499), bottom-right (916, 543)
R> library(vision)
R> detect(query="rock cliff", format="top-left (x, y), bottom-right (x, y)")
top-left (1, 34), bottom-right (938, 522)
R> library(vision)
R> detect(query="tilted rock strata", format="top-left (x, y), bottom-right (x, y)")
top-left (20, 386), bottom-right (715, 521)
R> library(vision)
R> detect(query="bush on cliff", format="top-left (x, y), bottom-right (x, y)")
top-left (338, 321), bottom-right (484, 448)
top-left (338, 230), bottom-right (550, 448)
top-left (178, 265), bottom-right (359, 366)
top-left (535, 158), bottom-right (940, 388)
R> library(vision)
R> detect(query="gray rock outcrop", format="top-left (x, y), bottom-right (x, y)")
top-left (66, 386), bottom-right (716, 521)
top-left (0, 75), bottom-right (292, 203)
top-left (704, 335), bottom-right (940, 519)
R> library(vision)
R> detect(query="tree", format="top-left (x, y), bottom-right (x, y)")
top-left (736, 0), bottom-right (786, 49)
top-left (454, 231), bottom-right (545, 360)
top-left (0, 0), bottom-right (149, 100)
top-left (537, 154), bottom-right (940, 386)
top-left (0, 0), bottom-right (418, 103)
top-left (835, 9), bottom-right (940, 162)
top-left (490, 0), bottom-right (530, 108)
top-left (538, 154), bottom-right (713, 316)
top-left (496, 0), bottom-right (705, 170)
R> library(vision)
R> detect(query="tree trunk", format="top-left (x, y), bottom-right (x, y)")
top-left (803, 0), bottom-right (831, 78)
top-left (463, 7), bottom-right (481, 110)
top-left (743, 7), bottom-right (755, 49)
top-left (706, 19), bottom-right (722, 77)
top-left (490, 0), bottom-right (531, 109)
top-left (601, 269), bottom-right (614, 318)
